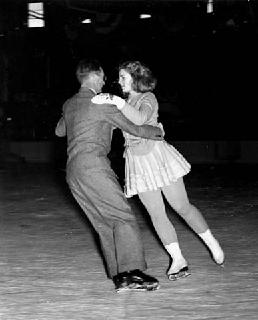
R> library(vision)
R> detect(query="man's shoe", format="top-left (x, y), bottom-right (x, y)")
top-left (113, 272), bottom-right (132, 293)
top-left (113, 270), bottom-right (160, 293)
top-left (129, 269), bottom-right (160, 291)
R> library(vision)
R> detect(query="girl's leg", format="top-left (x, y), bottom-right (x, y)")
top-left (162, 178), bottom-right (224, 265)
top-left (138, 190), bottom-right (190, 279)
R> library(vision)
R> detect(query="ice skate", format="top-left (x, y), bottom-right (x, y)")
top-left (167, 259), bottom-right (191, 281)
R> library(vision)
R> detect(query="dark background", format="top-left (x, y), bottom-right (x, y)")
top-left (0, 0), bottom-right (258, 142)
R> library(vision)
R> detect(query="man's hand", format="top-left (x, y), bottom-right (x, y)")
top-left (141, 125), bottom-right (164, 140)
top-left (91, 93), bottom-right (126, 110)
top-left (155, 126), bottom-right (164, 140)
top-left (55, 116), bottom-right (66, 137)
top-left (157, 122), bottom-right (165, 138)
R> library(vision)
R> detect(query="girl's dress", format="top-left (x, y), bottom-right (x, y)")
top-left (123, 92), bottom-right (191, 198)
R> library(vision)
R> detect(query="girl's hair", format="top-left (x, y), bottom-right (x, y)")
top-left (76, 59), bottom-right (102, 84)
top-left (119, 61), bottom-right (157, 93)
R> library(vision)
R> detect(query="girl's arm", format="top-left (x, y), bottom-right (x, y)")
top-left (119, 101), bottom-right (152, 125)
top-left (91, 93), bottom-right (154, 125)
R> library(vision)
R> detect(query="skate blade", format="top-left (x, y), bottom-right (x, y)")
top-left (116, 283), bottom-right (160, 293)
top-left (168, 266), bottom-right (191, 281)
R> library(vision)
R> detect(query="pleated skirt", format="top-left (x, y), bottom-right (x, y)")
top-left (124, 140), bottom-right (191, 198)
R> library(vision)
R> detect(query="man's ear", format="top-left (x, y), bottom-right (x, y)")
top-left (81, 74), bottom-right (94, 87)
top-left (89, 73), bottom-right (98, 82)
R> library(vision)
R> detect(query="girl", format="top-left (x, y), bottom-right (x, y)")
top-left (92, 61), bottom-right (224, 280)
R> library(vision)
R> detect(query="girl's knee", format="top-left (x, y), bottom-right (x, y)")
top-left (173, 202), bottom-right (192, 216)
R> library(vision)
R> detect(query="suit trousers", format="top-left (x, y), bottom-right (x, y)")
top-left (66, 158), bottom-right (147, 278)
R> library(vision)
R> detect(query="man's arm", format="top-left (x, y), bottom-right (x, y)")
top-left (98, 104), bottom-right (163, 140)
top-left (55, 116), bottom-right (66, 137)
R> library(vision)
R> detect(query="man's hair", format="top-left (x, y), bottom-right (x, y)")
top-left (76, 59), bottom-right (102, 83)
top-left (118, 60), bottom-right (157, 93)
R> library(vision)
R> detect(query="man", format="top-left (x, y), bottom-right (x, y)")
top-left (55, 59), bottom-right (163, 292)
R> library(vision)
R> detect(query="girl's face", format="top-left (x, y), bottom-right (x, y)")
top-left (118, 69), bottom-right (133, 94)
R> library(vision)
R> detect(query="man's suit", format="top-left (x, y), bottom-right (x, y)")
top-left (56, 87), bottom-right (162, 278)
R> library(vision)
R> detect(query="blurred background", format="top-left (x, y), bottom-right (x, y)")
top-left (0, 0), bottom-right (258, 164)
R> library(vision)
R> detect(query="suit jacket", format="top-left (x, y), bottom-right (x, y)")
top-left (55, 87), bottom-right (162, 170)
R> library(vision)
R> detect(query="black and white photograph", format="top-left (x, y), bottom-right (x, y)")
top-left (0, 1), bottom-right (258, 319)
